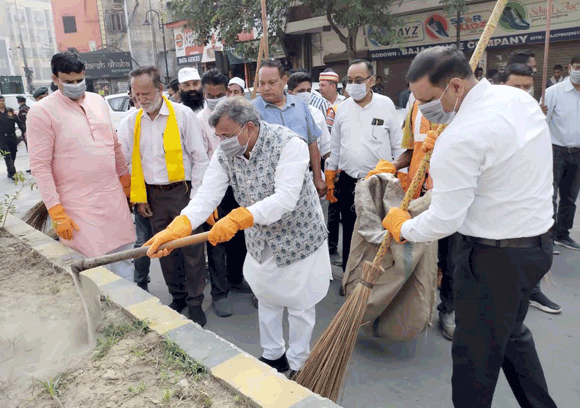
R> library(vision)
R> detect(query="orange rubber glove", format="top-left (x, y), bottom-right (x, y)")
top-left (119, 174), bottom-right (131, 197)
top-left (421, 130), bottom-right (440, 152)
top-left (365, 159), bottom-right (397, 179)
top-left (144, 215), bottom-right (192, 258)
top-left (382, 207), bottom-right (411, 243)
top-left (209, 207), bottom-right (254, 246)
top-left (325, 169), bottom-right (338, 203)
top-left (206, 208), bottom-right (219, 226)
top-left (48, 204), bottom-right (80, 241)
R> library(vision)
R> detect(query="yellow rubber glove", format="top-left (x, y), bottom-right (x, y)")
top-left (325, 169), bottom-right (338, 203)
top-left (382, 207), bottom-right (411, 243)
top-left (365, 159), bottom-right (397, 179)
top-left (206, 208), bottom-right (219, 226)
top-left (421, 130), bottom-right (439, 152)
top-left (48, 204), bottom-right (80, 240)
top-left (209, 207), bottom-right (254, 246)
top-left (144, 215), bottom-right (192, 258)
top-left (119, 174), bottom-right (131, 198)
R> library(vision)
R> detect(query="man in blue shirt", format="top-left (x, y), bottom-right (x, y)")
top-left (252, 60), bottom-right (326, 197)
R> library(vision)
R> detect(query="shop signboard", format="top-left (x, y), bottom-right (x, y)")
top-left (81, 52), bottom-right (133, 78)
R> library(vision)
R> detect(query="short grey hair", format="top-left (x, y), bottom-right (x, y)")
top-left (209, 96), bottom-right (260, 128)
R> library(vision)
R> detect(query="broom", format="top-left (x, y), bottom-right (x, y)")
top-left (294, 0), bottom-right (510, 401)
top-left (21, 200), bottom-right (57, 239)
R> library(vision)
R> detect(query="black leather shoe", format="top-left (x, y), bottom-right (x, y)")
top-left (136, 282), bottom-right (149, 292)
top-left (168, 299), bottom-right (187, 313)
top-left (187, 305), bottom-right (207, 327)
top-left (259, 353), bottom-right (290, 373)
top-left (230, 279), bottom-right (253, 294)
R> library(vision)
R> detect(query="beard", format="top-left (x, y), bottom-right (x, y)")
top-left (180, 89), bottom-right (204, 112)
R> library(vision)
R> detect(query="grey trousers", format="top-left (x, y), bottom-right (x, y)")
top-left (147, 183), bottom-right (206, 307)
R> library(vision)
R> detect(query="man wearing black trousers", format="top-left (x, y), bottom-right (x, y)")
top-left (384, 46), bottom-right (556, 408)
top-left (0, 95), bottom-right (25, 180)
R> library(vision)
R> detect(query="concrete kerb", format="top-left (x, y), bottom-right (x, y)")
top-left (3, 215), bottom-right (342, 408)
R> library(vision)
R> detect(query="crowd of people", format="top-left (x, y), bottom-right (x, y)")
top-left (10, 45), bottom-right (578, 406)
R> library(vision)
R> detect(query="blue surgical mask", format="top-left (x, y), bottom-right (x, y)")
top-left (418, 82), bottom-right (459, 124)
top-left (219, 123), bottom-right (248, 157)
top-left (61, 79), bottom-right (86, 100)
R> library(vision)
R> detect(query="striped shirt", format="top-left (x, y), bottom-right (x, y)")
top-left (309, 91), bottom-right (330, 117)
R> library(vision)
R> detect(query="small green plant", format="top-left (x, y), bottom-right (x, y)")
top-left (100, 294), bottom-right (113, 306)
top-left (162, 387), bottom-right (172, 401)
top-left (203, 396), bottom-right (212, 407)
top-left (131, 346), bottom-right (147, 357)
top-left (128, 382), bottom-right (146, 394)
top-left (0, 171), bottom-right (36, 228)
top-left (36, 374), bottom-right (66, 408)
top-left (49, 285), bottom-right (60, 295)
top-left (161, 337), bottom-right (206, 377)
top-left (234, 395), bottom-right (243, 405)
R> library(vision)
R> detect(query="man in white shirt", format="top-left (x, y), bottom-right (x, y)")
top-left (548, 64), bottom-right (566, 87)
top-left (325, 59), bottom-right (404, 274)
top-left (544, 54), bottom-right (580, 252)
top-left (196, 68), bottom-right (252, 317)
top-left (144, 97), bottom-right (331, 375)
top-left (318, 69), bottom-right (345, 107)
top-left (117, 66), bottom-right (210, 326)
top-left (383, 46), bottom-right (556, 408)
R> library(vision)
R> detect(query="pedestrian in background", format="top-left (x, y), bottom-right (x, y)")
top-left (0, 95), bottom-right (25, 180)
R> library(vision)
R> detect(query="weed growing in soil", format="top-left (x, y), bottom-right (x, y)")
top-left (161, 337), bottom-right (206, 378)
top-left (35, 373), bottom-right (66, 408)
top-left (93, 319), bottom-right (150, 359)
top-left (100, 294), bottom-right (113, 306)
top-left (0, 171), bottom-right (36, 228)
top-left (204, 396), bottom-right (213, 407)
top-left (128, 382), bottom-right (146, 394)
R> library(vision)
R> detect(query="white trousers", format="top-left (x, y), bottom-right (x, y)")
top-left (258, 300), bottom-right (316, 371)
top-left (104, 242), bottom-right (135, 282)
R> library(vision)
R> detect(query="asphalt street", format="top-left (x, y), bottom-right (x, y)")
top-left (3, 147), bottom-right (579, 407)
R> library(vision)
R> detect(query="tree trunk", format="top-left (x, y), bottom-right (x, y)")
top-left (346, 28), bottom-right (358, 63)
top-left (456, 9), bottom-right (461, 48)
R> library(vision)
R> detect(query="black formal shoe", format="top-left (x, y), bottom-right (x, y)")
top-left (168, 299), bottom-right (187, 313)
top-left (213, 297), bottom-right (233, 317)
top-left (251, 295), bottom-right (259, 309)
top-left (259, 353), bottom-right (290, 373)
top-left (187, 305), bottom-right (207, 327)
top-left (26, 169), bottom-right (31, 174)
top-left (136, 282), bottom-right (149, 292)
top-left (339, 286), bottom-right (345, 297)
top-left (230, 279), bottom-right (253, 294)
top-left (530, 292), bottom-right (562, 314)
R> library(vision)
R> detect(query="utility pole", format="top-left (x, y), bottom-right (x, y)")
top-left (13, 0), bottom-right (33, 93)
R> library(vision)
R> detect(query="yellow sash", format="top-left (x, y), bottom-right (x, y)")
top-left (130, 96), bottom-right (185, 203)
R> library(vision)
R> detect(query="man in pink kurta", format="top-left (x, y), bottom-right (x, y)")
top-left (27, 52), bottom-right (135, 279)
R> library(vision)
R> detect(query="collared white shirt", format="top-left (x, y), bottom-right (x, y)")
top-left (181, 137), bottom-right (309, 229)
top-left (326, 93), bottom-right (404, 179)
top-left (196, 106), bottom-right (221, 158)
top-left (327, 94), bottom-right (346, 106)
top-left (401, 79), bottom-right (554, 242)
top-left (545, 77), bottom-right (580, 147)
top-left (308, 105), bottom-right (331, 157)
top-left (117, 99), bottom-right (209, 197)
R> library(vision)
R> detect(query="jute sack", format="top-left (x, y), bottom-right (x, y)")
top-left (343, 173), bottom-right (438, 341)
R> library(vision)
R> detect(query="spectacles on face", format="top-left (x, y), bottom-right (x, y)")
top-left (215, 123), bottom-right (247, 141)
top-left (346, 76), bottom-right (371, 85)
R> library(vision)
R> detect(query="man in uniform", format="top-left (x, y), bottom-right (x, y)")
top-left (118, 66), bottom-right (209, 326)
top-left (144, 97), bottom-right (332, 375)
top-left (33, 87), bottom-right (49, 102)
top-left (27, 52), bottom-right (135, 278)
top-left (0, 95), bottom-right (25, 180)
top-left (383, 46), bottom-right (556, 408)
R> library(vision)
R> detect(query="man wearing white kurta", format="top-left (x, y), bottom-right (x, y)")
top-left (145, 97), bottom-right (332, 373)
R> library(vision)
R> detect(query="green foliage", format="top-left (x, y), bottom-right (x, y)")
top-left (93, 319), bottom-right (150, 359)
top-left (36, 374), bottom-right (66, 408)
top-left (128, 382), bottom-right (147, 394)
top-left (161, 337), bottom-right (206, 378)
top-left (0, 171), bottom-right (36, 228)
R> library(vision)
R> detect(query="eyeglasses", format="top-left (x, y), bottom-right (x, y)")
top-left (214, 123), bottom-right (247, 141)
top-left (346, 76), bottom-right (371, 85)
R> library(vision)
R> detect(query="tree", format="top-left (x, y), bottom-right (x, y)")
top-left (441, 0), bottom-right (468, 47)
top-left (170, 0), bottom-right (399, 63)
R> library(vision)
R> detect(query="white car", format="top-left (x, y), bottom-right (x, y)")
top-left (104, 93), bottom-right (131, 131)
top-left (1, 94), bottom-right (35, 110)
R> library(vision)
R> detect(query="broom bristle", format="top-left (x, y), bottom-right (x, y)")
top-left (22, 201), bottom-right (52, 234)
top-left (295, 261), bottom-right (385, 401)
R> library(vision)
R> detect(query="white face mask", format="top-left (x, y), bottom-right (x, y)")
top-left (418, 82), bottom-right (459, 124)
top-left (61, 79), bottom-right (86, 100)
top-left (219, 123), bottom-right (248, 157)
top-left (206, 96), bottom-right (226, 111)
top-left (345, 83), bottom-right (368, 101)
top-left (570, 69), bottom-right (580, 85)
top-left (294, 91), bottom-right (311, 105)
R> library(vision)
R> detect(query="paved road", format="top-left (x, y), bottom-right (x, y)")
top-left (3, 147), bottom-right (579, 407)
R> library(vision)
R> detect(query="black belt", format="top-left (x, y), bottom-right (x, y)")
top-left (460, 233), bottom-right (544, 248)
top-left (553, 144), bottom-right (580, 153)
top-left (147, 181), bottom-right (190, 191)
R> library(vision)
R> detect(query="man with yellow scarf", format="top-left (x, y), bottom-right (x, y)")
top-left (118, 66), bottom-right (210, 326)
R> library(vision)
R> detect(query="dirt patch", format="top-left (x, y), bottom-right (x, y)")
top-left (0, 231), bottom-right (252, 408)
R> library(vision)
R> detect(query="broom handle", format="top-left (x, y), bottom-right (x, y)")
top-left (540, 0), bottom-right (553, 104)
top-left (373, 0), bottom-right (510, 266)
top-left (71, 232), bottom-right (209, 274)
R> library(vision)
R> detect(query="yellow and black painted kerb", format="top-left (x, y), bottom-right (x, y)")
top-left (4, 215), bottom-right (341, 408)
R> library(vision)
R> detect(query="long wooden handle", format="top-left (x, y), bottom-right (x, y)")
top-left (541, 0), bottom-right (553, 104)
top-left (70, 232), bottom-right (210, 274)
top-left (372, 0), bottom-right (510, 266)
